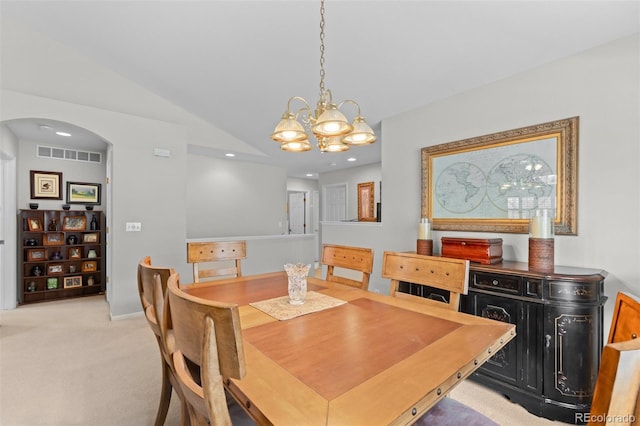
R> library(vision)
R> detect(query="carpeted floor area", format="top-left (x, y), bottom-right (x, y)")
top-left (0, 295), bottom-right (569, 425)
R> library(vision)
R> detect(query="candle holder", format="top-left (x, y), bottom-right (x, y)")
top-left (528, 238), bottom-right (554, 271)
top-left (529, 209), bottom-right (555, 271)
top-left (417, 239), bottom-right (433, 256)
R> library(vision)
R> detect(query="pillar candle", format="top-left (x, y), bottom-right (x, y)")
top-left (530, 210), bottom-right (554, 239)
top-left (418, 218), bottom-right (431, 240)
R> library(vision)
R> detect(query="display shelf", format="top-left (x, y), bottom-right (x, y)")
top-left (19, 209), bottom-right (105, 304)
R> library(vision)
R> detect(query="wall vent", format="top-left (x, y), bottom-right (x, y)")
top-left (37, 145), bottom-right (102, 164)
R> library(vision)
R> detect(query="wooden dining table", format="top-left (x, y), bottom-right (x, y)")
top-left (182, 271), bottom-right (516, 426)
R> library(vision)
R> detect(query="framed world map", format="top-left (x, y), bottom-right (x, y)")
top-left (421, 117), bottom-right (578, 235)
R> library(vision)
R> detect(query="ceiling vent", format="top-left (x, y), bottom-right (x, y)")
top-left (37, 145), bottom-right (102, 164)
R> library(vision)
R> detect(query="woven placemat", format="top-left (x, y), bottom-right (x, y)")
top-left (249, 291), bottom-right (347, 321)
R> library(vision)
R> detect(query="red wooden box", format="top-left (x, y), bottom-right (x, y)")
top-left (441, 237), bottom-right (503, 264)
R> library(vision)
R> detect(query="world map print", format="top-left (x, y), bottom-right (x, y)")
top-left (431, 137), bottom-right (557, 219)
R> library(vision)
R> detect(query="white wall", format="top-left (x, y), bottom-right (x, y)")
top-left (322, 35), bottom-right (639, 330)
top-left (16, 140), bottom-right (106, 211)
top-left (186, 153), bottom-right (287, 238)
top-left (0, 126), bottom-right (19, 309)
top-left (319, 162), bottom-right (382, 221)
top-left (1, 19), bottom-right (299, 317)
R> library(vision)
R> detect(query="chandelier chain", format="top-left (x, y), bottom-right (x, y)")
top-left (319, 0), bottom-right (326, 99)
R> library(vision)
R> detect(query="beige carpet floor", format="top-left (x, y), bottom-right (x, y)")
top-left (0, 295), bottom-right (570, 425)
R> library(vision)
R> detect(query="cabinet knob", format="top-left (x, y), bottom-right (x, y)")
top-left (632, 333), bottom-right (638, 339)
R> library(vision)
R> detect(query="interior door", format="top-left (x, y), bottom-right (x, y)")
top-left (288, 191), bottom-right (306, 234)
top-left (323, 183), bottom-right (347, 221)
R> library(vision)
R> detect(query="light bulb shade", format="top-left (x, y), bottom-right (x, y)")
top-left (319, 136), bottom-right (350, 152)
top-left (311, 104), bottom-right (353, 137)
top-left (281, 139), bottom-right (313, 152)
top-left (271, 114), bottom-right (309, 143)
top-left (342, 116), bottom-right (376, 145)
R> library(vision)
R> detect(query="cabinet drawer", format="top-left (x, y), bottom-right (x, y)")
top-left (472, 272), bottom-right (522, 296)
top-left (548, 281), bottom-right (599, 302)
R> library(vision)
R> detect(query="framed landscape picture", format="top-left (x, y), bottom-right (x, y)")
top-left (62, 216), bottom-right (87, 231)
top-left (67, 182), bottom-right (101, 205)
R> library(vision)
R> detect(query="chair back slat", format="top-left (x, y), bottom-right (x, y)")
top-left (187, 241), bottom-right (246, 283)
top-left (321, 244), bottom-right (374, 290)
top-left (382, 251), bottom-right (469, 311)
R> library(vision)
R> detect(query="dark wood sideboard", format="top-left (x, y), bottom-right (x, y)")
top-left (399, 260), bottom-right (607, 424)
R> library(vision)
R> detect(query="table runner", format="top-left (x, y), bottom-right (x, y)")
top-left (249, 291), bottom-right (346, 320)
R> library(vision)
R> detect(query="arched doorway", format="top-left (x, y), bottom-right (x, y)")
top-left (1, 118), bottom-right (111, 309)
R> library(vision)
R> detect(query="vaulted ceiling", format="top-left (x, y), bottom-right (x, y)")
top-left (3, 1), bottom-right (639, 178)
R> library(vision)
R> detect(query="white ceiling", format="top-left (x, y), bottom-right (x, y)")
top-left (3, 1), bottom-right (639, 178)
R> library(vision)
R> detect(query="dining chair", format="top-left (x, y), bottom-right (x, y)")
top-left (585, 291), bottom-right (640, 425)
top-left (382, 251), bottom-right (470, 310)
top-left (137, 257), bottom-right (188, 426)
top-left (607, 292), bottom-right (640, 344)
top-left (320, 244), bottom-right (374, 290)
top-left (187, 241), bottom-right (247, 283)
top-left (587, 338), bottom-right (640, 426)
top-left (163, 272), bottom-right (254, 426)
top-left (381, 251), bottom-right (499, 424)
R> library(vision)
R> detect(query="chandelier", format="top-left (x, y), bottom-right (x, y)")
top-left (270, 0), bottom-right (376, 153)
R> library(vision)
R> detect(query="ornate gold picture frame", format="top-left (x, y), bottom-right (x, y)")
top-left (357, 181), bottom-right (375, 222)
top-left (421, 117), bottom-right (578, 235)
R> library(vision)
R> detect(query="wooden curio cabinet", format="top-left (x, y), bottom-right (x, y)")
top-left (18, 209), bottom-right (106, 304)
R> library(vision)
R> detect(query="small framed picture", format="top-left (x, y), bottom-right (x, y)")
top-left (26, 249), bottom-right (47, 261)
top-left (82, 260), bottom-right (98, 272)
top-left (67, 181), bottom-right (101, 205)
top-left (47, 263), bottom-right (64, 275)
top-left (44, 233), bottom-right (64, 246)
top-left (63, 276), bottom-right (83, 289)
top-left (68, 247), bottom-right (82, 259)
top-left (30, 170), bottom-right (63, 200)
top-left (27, 218), bottom-right (43, 232)
top-left (62, 216), bottom-right (87, 231)
top-left (46, 277), bottom-right (58, 290)
top-left (82, 233), bottom-right (99, 243)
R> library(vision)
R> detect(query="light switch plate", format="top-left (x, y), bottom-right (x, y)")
top-left (125, 222), bottom-right (142, 232)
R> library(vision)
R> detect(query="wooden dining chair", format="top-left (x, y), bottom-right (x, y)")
top-left (163, 272), bottom-right (254, 426)
top-left (381, 251), bottom-right (499, 424)
top-left (607, 292), bottom-right (640, 344)
top-left (320, 244), bottom-right (374, 290)
top-left (137, 257), bottom-right (188, 426)
top-left (187, 241), bottom-right (247, 283)
top-left (587, 338), bottom-right (640, 426)
top-left (382, 251), bottom-right (470, 310)
top-left (586, 291), bottom-right (640, 425)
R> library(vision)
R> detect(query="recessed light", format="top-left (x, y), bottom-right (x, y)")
top-left (347, 157), bottom-right (357, 162)
top-left (225, 153), bottom-right (235, 157)
top-left (55, 131), bottom-right (71, 137)
top-left (306, 173), bottom-right (314, 177)
top-left (330, 162), bottom-right (337, 166)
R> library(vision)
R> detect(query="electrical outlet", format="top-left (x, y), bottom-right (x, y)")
top-left (125, 222), bottom-right (142, 232)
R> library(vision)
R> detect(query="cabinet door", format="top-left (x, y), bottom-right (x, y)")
top-left (467, 293), bottom-right (521, 386)
top-left (543, 304), bottom-right (601, 406)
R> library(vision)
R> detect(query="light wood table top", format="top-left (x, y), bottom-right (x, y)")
top-left (183, 271), bottom-right (516, 426)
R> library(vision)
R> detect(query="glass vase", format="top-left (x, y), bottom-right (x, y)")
top-left (284, 263), bottom-right (310, 305)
